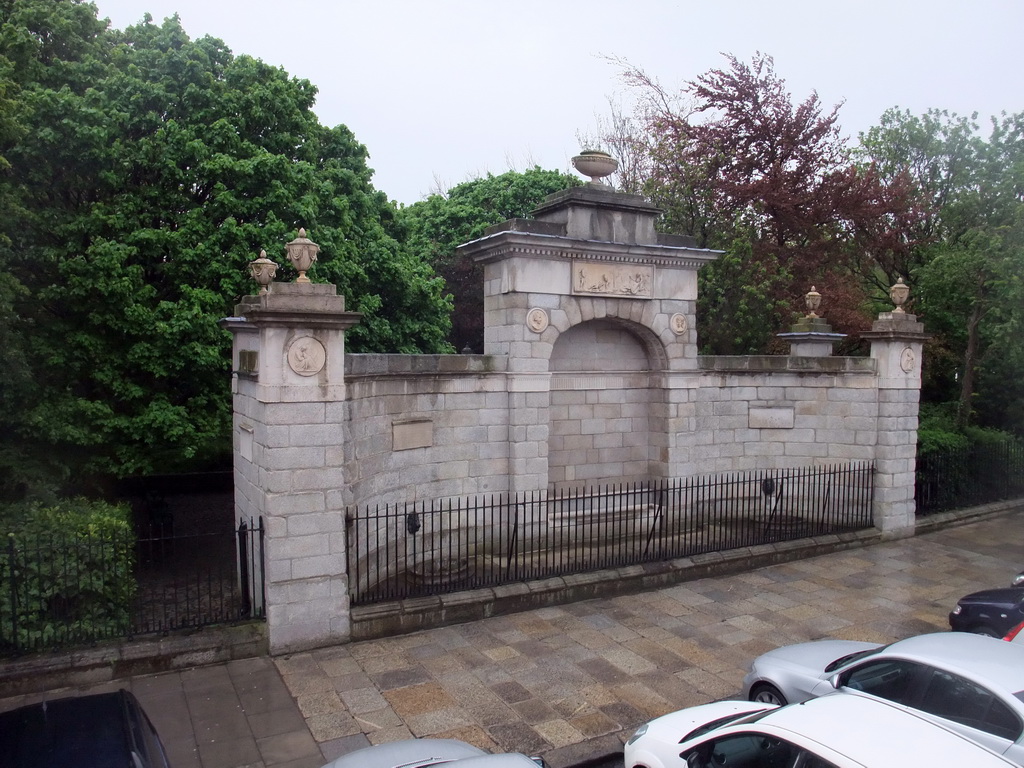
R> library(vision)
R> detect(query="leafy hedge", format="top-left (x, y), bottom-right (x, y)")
top-left (0, 498), bottom-right (135, 653)
top-left (916, 414), bottom-right (1024, 515)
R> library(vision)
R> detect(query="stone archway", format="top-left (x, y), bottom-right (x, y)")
top-left (547, 318), bottom-right (666, 489)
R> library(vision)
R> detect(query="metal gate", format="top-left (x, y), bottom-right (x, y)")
top-left (1, 517), bottom-right (265, 656)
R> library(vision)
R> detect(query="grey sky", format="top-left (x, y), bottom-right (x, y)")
top-left (92, 0), bottom-right (1021, 206)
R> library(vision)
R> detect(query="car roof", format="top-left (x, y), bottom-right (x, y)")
top-left (0, 690), bottom-right (137, 768)
top-left (321, 738), bottom-right (538, 768)
top-left (960, 588), bottom-right (1024, 604)
top-left (749, 693), bottom-right (1016, 765)
top-left (881, 632), bottom-right (1024, 692)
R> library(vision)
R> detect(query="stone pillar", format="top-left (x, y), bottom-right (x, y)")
top-left (777, 286), bottom-right (846, 356)
top-left (223, 249), bottom-right (360, 654)
top-left (862, 281), bottom-right (928, 536)
top-left (458, 181), bottom-right (720, 491)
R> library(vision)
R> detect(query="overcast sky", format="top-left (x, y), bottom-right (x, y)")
top-left (91, 0), bottom-right (1021, 206)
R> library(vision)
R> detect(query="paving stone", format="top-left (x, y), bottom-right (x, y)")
top-left (383, 681), bottom-right (457, 717)
top-left (305, 710), bottom-right (362, 742)
top-left (352, 706), bottom-right (402, 732)
top-left (296, 690), bottom-right (344, 717)
top-left (510, 697), bottom-right (558, 724)
top-left (256, 730), bottom-right (320, 765)
top-left (337, 686), bottom-right (388, 714)
top-left (405, 707), bottom-right (473, 737)
top-left (534, 718), bottom-right (585, 748)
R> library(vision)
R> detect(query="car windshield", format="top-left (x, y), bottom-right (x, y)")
top-left (823, 645), bottom-right (889, 674)
top-left (680, 712), bottom-right (765, 743)
top-left (733, 708), bottom-right (781, 726)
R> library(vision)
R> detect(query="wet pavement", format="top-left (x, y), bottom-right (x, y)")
top-left (2, 507), bottom-right (1022, 768)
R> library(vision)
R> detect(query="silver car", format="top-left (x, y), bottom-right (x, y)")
top-left (742, 632), bottom-right (1024, 764)
top-left (320, 738), bottom-right (544, 768)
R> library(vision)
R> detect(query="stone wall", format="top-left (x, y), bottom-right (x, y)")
top-left (685, 357), bottom-right (881, 473)
top-left (343, 354), bottom-right (511, 505)
top-left (224, 182), bottom-right (926, 654)
top-left (334, 353), bottom-right (899, 505)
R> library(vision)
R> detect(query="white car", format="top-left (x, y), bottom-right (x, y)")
top-left (624, 693), bottom-right (1017, 768)
top-left (320, 738), bottom-right (544, 768)
top-left (742, 632), bottom-right (1024, 763)
top-left (625, 700), bottom-right (775, 768)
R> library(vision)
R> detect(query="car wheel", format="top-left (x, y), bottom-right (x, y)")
top-left (750, 683), bottom-right (788, 706)
top-left (970, 625), bottom-right (1000, 637)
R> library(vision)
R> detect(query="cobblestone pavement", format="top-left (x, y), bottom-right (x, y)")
top-left (276, 510), bottom-right (1024, 766)
top-left (2, 509), bottom-right (1022, 768)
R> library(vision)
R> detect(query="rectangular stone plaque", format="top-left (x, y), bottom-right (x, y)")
top-left (238, 350), bottom-right (259, 375)
top-left (239, 423), bottom-right (254, 462)
top-left (573, 262), bottom-right (653, 298)
top-left (393, 419), bottom-right (433, 451)
top-left (749, 407), bottom-right (795, 429)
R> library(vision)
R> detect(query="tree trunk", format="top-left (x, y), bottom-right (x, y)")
top-left (956, 299), bottom-right (985, 430)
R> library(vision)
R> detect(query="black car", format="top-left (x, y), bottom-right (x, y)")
top-left (949, 586), bottom-right (1024, 637)
top-left (0, 689), bottom-right (171, 768)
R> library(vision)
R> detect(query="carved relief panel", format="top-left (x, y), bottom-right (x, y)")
top-left (572, 261), bottom-right (653, 298)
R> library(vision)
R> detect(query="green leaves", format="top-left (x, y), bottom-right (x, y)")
top-left (0, 498), bottom-right (135, 651)
top-left (861, 108), bottom-right (1024, 434)
top-left (0, 1), bottom-right (453, 491)
top-left (401, 168), bottom-right (579, 351)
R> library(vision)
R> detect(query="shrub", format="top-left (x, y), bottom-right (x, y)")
top-left (0, 498), bottom-right (135, 653)
top-left (964, 425), bottom-right (1024, 449)
top-left (917, 404), bottom-right (968, 457)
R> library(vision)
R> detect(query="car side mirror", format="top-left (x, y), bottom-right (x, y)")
top-left (829, 672), bottom-right (843, 689)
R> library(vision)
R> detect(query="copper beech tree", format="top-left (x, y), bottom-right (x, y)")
top-left (611, 53), bottom-right (924, 353)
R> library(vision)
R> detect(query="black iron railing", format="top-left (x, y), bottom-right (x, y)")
top-left (0, 517), bottom-right (264, 656)
top-left (346, 463), bottom-right (875, 605)
top-left (916, 443), bottom-right (1024, 516)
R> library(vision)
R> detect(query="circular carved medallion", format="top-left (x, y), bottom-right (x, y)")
top-left (670, 313), bottom-right (689, 336)
top-left (900, 347), bottom-right (916, 373)
top-left (287, 336), bottom-right (326, 376)
top-left (526, 308), bottom-right (549, 334)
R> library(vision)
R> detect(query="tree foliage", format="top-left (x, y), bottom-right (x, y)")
top-left (0, 0), bottom-right (451, 494)
top-left (860, 109), bottom-right (1024, 433)
top-left (402, 168), bottom-right (579, 352)
top-left (607, 54), bottom-right (923, 353)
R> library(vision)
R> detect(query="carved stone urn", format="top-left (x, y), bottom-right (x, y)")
top-left (285, 228), bottom-right (320, 283)
top-left (249, 250), bottom-right (278, 295)
top-left (804, 286), bottom-right (822, 318)
top-left (571, 150), bottom-right (618, 184)
top-left (889, 277), bottom-right (910, 313)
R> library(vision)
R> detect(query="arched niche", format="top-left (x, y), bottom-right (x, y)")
top-left (547, 318), bottom-right (667, 489)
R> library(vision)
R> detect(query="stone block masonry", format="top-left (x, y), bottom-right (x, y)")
top-left (224, 182), bottom-right (925, 653)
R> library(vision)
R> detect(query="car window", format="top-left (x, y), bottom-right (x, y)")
top-left (823, 646), bottom-right (886, 674)
top-left (795, 757), bottom-right (839, 768)
top-left (124, 694), bottom-right (171, 768)
top-left (919, 668), bottom-right (1023, 742)
top-left (682, 732), bottom-right (833, 768)
top-left (838, 659), bottom-right (920, 704)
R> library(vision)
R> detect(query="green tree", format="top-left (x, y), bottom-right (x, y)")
top-left (859, 109), bottom-right (1024, 434)
top-left (402, 168), bottom-right (579, 352)
top-left (0, 1), bottom-right (451, 492)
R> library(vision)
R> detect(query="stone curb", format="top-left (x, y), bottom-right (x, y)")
top-left (0, 621), bottom-right (266, 697)
top-left (351, 528), bottom-right (887, 641)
